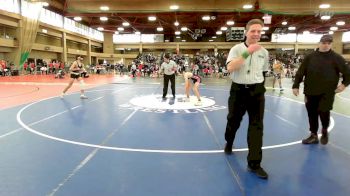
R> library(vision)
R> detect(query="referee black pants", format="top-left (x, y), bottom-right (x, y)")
top-left (163, 74), bottom-right (175, 98)
top-left (225, 82), bottom-right (265, 169)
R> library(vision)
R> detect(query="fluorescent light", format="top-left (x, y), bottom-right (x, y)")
top-left (181, 27), bottom-right (188, 31)
top-left (330, 26), bottom-right (338, 31)
top-left (329, 31), bottom-right (334, 35)
top-left (226, 21), bottom-right (234, 25)
top-left (181, 40), bottom-right (186, 42)
top-left (73, 17), bottom-right (82, 21)
top-left (282, 21), bottom-right (287, 25)
top-left (100, 17), bottom-right (108, 21)
top-left (288, 26), bottom-right (296, 30)
top-left (321, 15), bottom-right (331, 20)
top-left (122, 22), bottom-right (130, 26)
top-left (262, 27), bottom-right (269, 31)
top-left (175, 31), bottom-right (181, 35)
top-left (202, 16), bottom-right (210, 21)
top-left (212, 36), bottom-right (217, 38)
top-left (117, 27), bottom-right (124, 31)
top-left (157, 27), bottom-right (164, 31)
top-left (135, 31), bottom-right (141, 35)
top-left (221, 26), bottom-right (228, 31)
top-left (243, 4), bottom-right (253, 9)
top-left (216, 31), bottom-right (222, 35)
top-left (336, 21), bottom-right (345, 26)
top-left (170, 5), bottom-right (179, 10)
top-left (176, 36), bottom-right (181, 38)
top-left (97, 27), bottom-right (104, 31)
top-left (209, 40), bottom-right (213, 42)
top-left (148, 16), bottom-right (156, 21)
top-left (303, 31), bottom-right (310, 34)
top-left (261, 31), bottom-right (265, 34)
top-left (319, 4), bottom-right (330, 9)
top-left (100, 6), bottom-right (109, 11)
top-left (114, 31), bottom-right (119, 34)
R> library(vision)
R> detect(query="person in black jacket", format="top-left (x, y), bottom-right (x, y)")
top-left (292, 34), bottom-right (350, 145)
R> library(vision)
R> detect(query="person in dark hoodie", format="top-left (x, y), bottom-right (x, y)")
top-left (292, 34), bottom-right (350, 145)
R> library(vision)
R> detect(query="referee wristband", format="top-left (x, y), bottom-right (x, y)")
top-left (241, 51), bottom-right (250, 59)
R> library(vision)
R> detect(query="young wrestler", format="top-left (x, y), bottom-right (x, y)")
top-left (183, 71), bottom-right (202, 106)
top-left (272, 59), bottom-right (284, 91)
top-left (60, 56), bottom-right (88, 99)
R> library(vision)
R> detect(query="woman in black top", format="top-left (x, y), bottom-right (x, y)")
top-left (61, 56), bottom-right (88, 99)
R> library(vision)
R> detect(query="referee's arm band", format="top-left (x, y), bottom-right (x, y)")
top-left (241, 51), bottom-right (250, 59)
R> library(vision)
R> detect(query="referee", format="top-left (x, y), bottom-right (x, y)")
top-left (224, 19), bottom-right (269, 179)
top-left (160, 53), bottom-right (177, 99)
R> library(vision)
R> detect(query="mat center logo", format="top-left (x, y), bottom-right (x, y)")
top-left (119, 94), bottom-right (226, 113)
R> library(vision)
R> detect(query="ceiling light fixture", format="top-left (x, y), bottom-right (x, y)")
top-left (175, 31), bottom-right (181, 35)
top-left (336, 21), bottom-right (345, 26)
top-left (97, 27), bottom-right (104, 31)
top-left (202, 16), bottom-right (210, 21)
top-left (243, 4), bottom-right (253, 9)
top-left (174, 21), bottom-right (179, 26)
top-left (181, 27), bottom-right (188, 31)
top-left (157, 27), bottom-right (164, 31)
top-left (42, 2), bottom-right (49, 7)
top-left (330, 26), bottom-right (338, 31)
top-left (122, 22), bottom-right (130, 26)
top-left (288, 26), bottom-right (296, 30)
top-left (282, 21), bottom-right (287, 25)
top-left (117, 27), bottom-right (124, 31)
top-left (216, 31), bottom-right (222, 35)
top-left (100, 17), bottom-right (108, 21)
top-left (321, 15), bottom-right (331, 20)
top-left (319, 4), bottom-right (330, 9)
top-left (329, 31), bottom-right (334, 34)
top-left (100, 6), bottom-right (109, 11)
top-left (226, 21), bottom-right (235, 25)
top-left (221, 27), bottom-right (228, 31)
top-left (73, 16), bottom-right (82, 21)
top-left (148, 16), bottom-right (156, 21)
top-left (170, 5), bottom-right (179, 10)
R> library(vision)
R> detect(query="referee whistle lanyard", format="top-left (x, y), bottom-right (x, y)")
top-left (247, 53), bottom-right (253, 74)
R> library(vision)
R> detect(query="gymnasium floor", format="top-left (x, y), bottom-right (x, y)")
top-left (0, 74), bottom-right (350, 196)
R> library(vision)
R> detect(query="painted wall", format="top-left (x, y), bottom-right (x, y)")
top-left (35, 33), bottom-right (62, 47)
top-left (67, 40), bottom-right (88, 50)
top-left (29, 50), bottom-right (58, 63)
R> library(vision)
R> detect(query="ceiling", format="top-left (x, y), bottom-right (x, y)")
top-left (43, 0), bottom-right (350, 41)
